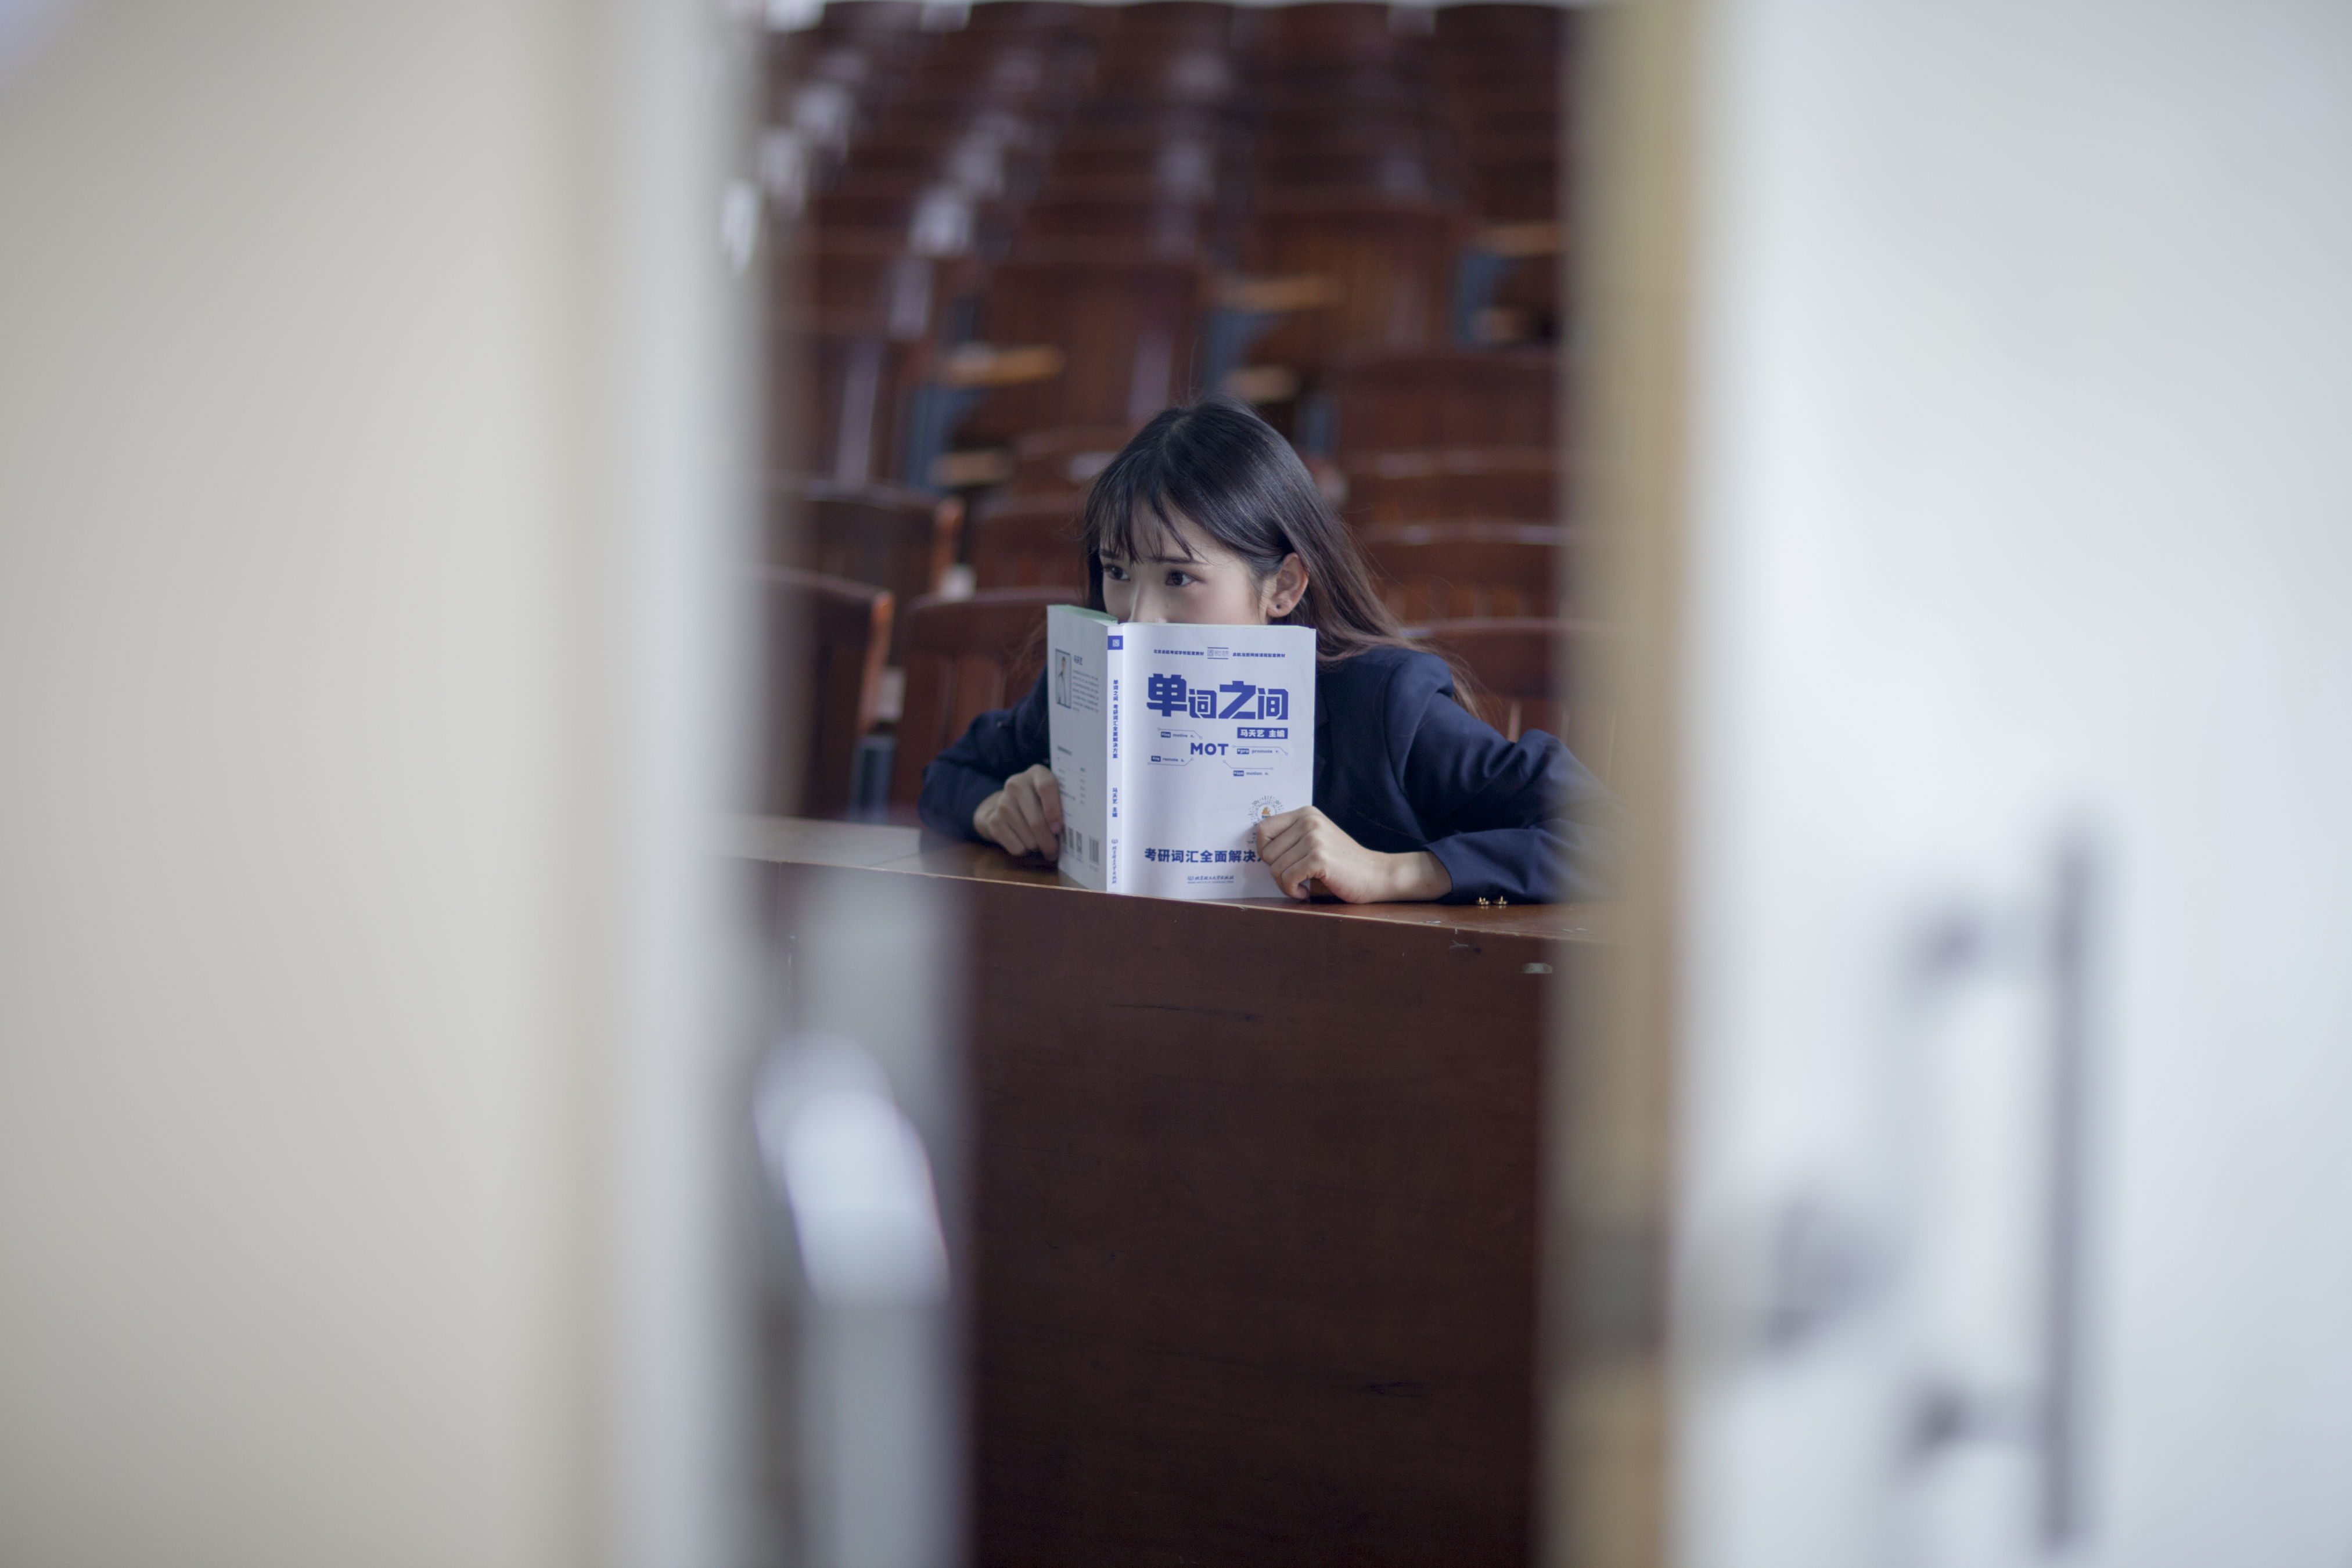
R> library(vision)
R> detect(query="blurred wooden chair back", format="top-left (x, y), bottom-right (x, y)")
top-left (1362, 522), bottom-right (1571, 621)
top-left (769, 479), bottom-right (962, 638)
top-left (1015, 193), bottom-right (1224, 260)
top-left (1339, 447), bottom-right (1556, 525)
top-left (1242, 200), bottom-right (1463, 376)
top-left (1262, 2), bottom-right (1425, 74)
top-left (1064, 98), bottom-right (1235, 145)
top-left (1452, 95), bottom-right (1563, 149)
top-left (954, 0), bottom-right (1094, 38)
top-left (862, 96), bottom-right (1053, 157)
top-left (776, 235), bottom-right (982, 341)
top-left (807, 0), bottom-right (927, 42)
top-left (1465, 149), bottom-right (1560, 225)
top-left (1260, 97), bottom-right (1438, 145)
top-left (839, 128), bottom-right (1048, 202)
top-left (891, 585), bottom-right (1087, 803)
top-left (1432, 3), bottom-right (1570, 60)
top-left (969, 494), bottom-right (1090, 589)
top-left (1326, 347), bottom-right (1556, 454)
top-left (1405, 616), bottom-right (1617, 783)
top-left (1005, 422), bottom-right (1137, 496)
top-left (810, 178), bottom-right (1017, 257)
top-left (766, 17), bottom-right (923, 122)
top-left (1255, 127), bottom-right (1456, 204)
top-left (1043, 134), bottom-right (1236, 200)
top-left (769, 329), bottom-right (927, 486)
top-left (1256, 150), bottom-right (1450, 206)
top-left (753, 567), bottom-right (894, 818)
top-left (959, 256), bottom-right (1202, 442)
top-left (1085, 46), bottom-right (1243, 109)
top-left (1107, 1), bottom-right (1240, 48)
top-left (902, 38), bottom-right (1083, 112)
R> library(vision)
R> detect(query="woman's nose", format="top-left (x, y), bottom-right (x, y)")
top-left (1125, 588), bottom-right (1170, 623)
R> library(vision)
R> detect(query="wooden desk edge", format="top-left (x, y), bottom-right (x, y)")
top-left (725, 815), bottom-right (1617, 944)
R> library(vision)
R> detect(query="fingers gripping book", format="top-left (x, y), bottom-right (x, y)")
top-left (1046, 605), bottom-right (1317, 899)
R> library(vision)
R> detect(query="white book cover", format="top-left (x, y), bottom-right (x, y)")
top-left (1046, 605), bottom-right (1317, 899)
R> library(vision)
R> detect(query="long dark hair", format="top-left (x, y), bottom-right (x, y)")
top-left (1080, 397), bottom-right (1437, 675)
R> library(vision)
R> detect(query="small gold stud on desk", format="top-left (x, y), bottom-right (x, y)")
top-left (1477, 897), bottom-right (1491, 907)
top-left (1496, 896), bottom-right (1508, 907)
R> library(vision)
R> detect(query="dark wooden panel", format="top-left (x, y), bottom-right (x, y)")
top-left (751, 825), bottom-right (1596, 1562)
top-left (949, 875), bottom-right (1560, 1567)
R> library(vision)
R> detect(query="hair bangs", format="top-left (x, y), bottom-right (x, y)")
top-left (1083, 445), bottom-right (1192, 566)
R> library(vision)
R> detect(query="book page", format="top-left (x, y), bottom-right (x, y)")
top-left (1115, 621), bottom-right (1317, 900)
top-left (1045, 606), bottom-right (1116, 890)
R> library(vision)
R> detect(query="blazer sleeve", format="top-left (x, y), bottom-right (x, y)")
top-left (1390, 656), bottom-right (1628, 905)
top-left (917, 668), bottom-right (1053, 840)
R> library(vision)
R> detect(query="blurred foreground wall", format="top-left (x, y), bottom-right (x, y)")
top-left (1646, 3), bottom-right (2352, 1566)
top-left (0, 3), bottom-right (746, 1565)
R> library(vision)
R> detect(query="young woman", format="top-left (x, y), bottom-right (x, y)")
top-left (918, 397), bottom-right (1624, 905)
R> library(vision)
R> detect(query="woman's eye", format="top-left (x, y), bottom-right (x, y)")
top-left (1103, 563), bottom-right (1129, 581)
top-left (1164, 570), bottom-right (1194, 587)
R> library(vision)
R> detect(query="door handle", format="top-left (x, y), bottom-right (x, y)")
top-left (2035, 837), bottom-right (2094, 1548)
top-left (1903, 833), bottom-right (2098, 1552)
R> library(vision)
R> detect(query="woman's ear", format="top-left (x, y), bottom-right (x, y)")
top-left (1264, 552), bottom-right (1310, 619)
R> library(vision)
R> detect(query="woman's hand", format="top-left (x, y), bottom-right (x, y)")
top-left (1254, 807), bottom-right (1453, 904)
top-left (973, 764), bottom-right (1062, 858)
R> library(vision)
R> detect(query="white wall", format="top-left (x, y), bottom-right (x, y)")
top-left (1670, 3), bottom-right (2352, 1566)
top-left (0, 3), bottom-right (747, 1564)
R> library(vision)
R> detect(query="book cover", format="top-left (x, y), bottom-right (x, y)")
top-left (1046, 605), bottom-right (1317, 900)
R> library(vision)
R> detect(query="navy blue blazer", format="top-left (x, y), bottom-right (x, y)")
top-left (918, 644), bottom-right (1624, 904)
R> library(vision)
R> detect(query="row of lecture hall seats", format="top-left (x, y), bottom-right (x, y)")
top-left (754, 0), bottom-right (1601, 823)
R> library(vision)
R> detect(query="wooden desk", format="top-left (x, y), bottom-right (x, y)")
top-left (735, 817), bottom-right (1612, 1567)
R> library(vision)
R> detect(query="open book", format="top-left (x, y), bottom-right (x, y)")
top-left (1046, 605), bottom-right (1318, 899)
